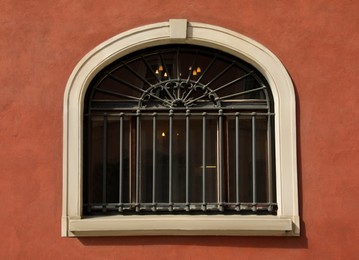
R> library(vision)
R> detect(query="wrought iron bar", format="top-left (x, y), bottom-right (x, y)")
top-left (202, 112), bottom-right (206, 211)
top-left (169, 110), bottom-right (173, 211)
top-left (267, 115), bottom-right (273, 208)
top-left (204, 61), bottom-right (235, 88)
top-left (118, 113), bottom-right (124, 212)
top-left (102, 113), bottom-right (108, 212)
top-left (195, 53), bottom-right (218, 84)
top-left (96, 88), bottom-right (140, 101)
top-left (90, 111), bottom-right (274, 117)
top-left (106, 75), bottom-right (174, 107)
top-left (135, 110), bottom-right (141, 212)
top-left (218, 109), bottom-right (224, 211)
top-left (212, 71), bottom-right (253, 92)
top-left (252, 113), bottom-right (256, 209)
top-left (218, 86), bottom-right (266, 101)
top-left (106, 73), bottom-right (146, 93)
top-left (122, 62), bottom-right (153, 87)
top-left (159, 51), bottom-right (172, 81)
top-left (152, 113), bottom-right (157, 211)
top-left (176, 48), bottom-right (180, 80)
top-left (235, 112), bottom-right (240, 211)
top-left (141, 55), bottom-right (161, 83)
top-left (185, 109), bottom-right (190, 211)
top-left (186, 50), bottom-right (198, 83)
top-left (183, 53), bottom-right (218, 102)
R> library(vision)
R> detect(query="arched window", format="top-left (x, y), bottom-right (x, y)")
top-left (62, 20), bottom-right (299, 236)
top-left (84, 45), bottom-right (276, 215)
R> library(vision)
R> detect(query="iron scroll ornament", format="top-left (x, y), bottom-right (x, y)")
top-left (88, 45), bottom-right (271, 112)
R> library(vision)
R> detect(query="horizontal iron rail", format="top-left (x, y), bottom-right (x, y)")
top-left (84, 202), bottom-right (277, 214)
top-left (87, 112), bottom-right (274, 117)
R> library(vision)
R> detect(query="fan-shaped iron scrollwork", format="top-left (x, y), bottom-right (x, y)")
top-left (141, 79), bottom-right (220, 108)
top-left (88, 45), bottom-right (271, 112)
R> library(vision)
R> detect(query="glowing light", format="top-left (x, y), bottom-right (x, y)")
top-left (161, 132), bottom-right (166, 137)
top-left (164, 72), bottom-right (168, 77)
top-left (196, 67), bottom-right (201, 73)
top-left (155, 69), bottom-right (159, 74)
top-left (192, 70), bottom-right (197, 76)
top-left (158, 65), bottom-right (163, 71)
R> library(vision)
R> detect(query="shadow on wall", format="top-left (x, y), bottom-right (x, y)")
top-left (78, 229), bottom-right (307, 248)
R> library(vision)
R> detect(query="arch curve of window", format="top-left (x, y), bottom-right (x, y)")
top-left (63, 20), bottom-right (299, 236)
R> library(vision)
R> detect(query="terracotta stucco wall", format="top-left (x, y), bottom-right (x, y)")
top-left (1, 0), bottom-right (358, 259)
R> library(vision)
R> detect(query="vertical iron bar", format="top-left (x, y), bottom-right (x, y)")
top-left (267, 114), bottom-right (273, 211)
top-left (169, 110), bottom-right (173, 211)
top-left (252, 112), bottom-right (257, 209)
top-left (185, 110), bottom-right (190, 211)
top-left (136, 110), bottom-right (141, 212)
top-left (176, 48), bottom-right (180, 80)
top-left (218, 110), bottom-right (224, 211)
top-left (118, 113), bottom-right (124, 212)
top-left (152, 112), bottom-right (157, 211)
top-left (102, 113), bottom-right (108, 212)
top-left (202, 112), bottom-right (206, 211)
top-left (235, 112), bottom-right (240, 211)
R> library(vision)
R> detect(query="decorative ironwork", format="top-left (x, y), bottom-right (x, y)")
top-left (141, 80), bottom-right (219, 108)
top-left (87, 45), bottom-right (270, 111)
top-left (83, 45), bottom-right (276, 216)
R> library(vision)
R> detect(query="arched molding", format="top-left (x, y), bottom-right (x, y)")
top-left (63, 19), bottom-right (299, 236)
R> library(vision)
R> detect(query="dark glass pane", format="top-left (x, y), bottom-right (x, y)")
top-left (155, 117), bottom-right (169, 203)
top-left (236, 117), bottom-right (252, 202)
top-left (88, 116), bottom-right (104, 204)
top-left (140, 118), bottom-right (153, 204)
top-left (255, 116), bottom-right (268, 203)
top-left (172, 116), bottom-right (186, 203)
top-left (226, 116), bottom-right (236, 204)
top-left (205, 117), bottom-right (218, 204)
top-left (188, 117), bottom-right (202, 203)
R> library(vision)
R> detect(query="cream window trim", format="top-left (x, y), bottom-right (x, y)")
top-left (63, 19), bottom-right (299, 237)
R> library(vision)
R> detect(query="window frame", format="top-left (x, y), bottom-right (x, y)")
top-left (62, 19), bottom-right (299, 236)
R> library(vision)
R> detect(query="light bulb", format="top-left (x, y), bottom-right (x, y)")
top-left (159, 65), bottom-right (163, 71)
top-left (196, 67), bottom-right (201, 73)
top-left (192, 70), bottom-right (197, 76)
top-left (164, 72), bottom-right (168, 77)
top-left (155, 69), bottom-right (159, 74)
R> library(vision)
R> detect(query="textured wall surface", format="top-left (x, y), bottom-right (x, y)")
top-left (1, 0), bottom-right (358, 259)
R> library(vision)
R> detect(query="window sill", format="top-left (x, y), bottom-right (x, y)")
top-left (66, 215), bottom-right (299, 237)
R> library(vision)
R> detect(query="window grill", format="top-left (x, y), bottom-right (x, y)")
top-left (83, 45), bottom-right (276, 215)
